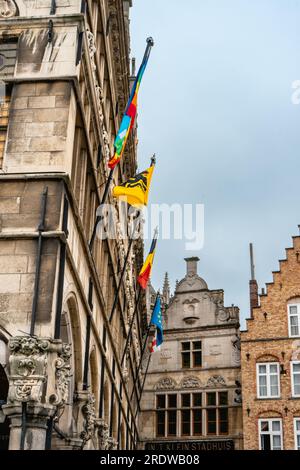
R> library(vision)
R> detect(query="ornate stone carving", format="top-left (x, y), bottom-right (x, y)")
top-left (232, 335), bottom-right (241, 365)
top-left (180, 376), bottom-right (201, 389)
top-left (0, 0), bottom-right (18, 18)
top-left (107, 437), bottom-right (118, 450)
top-left (85, 28), bottom-right (111, 170)
top-left (122, 365), bottom-right (129, 384)
top-left (160, 349), bottom-right (172, 359)
top-left (155, 377), bottom-right (177, 391)
top-left (96, 418), bottom-right (110, 450)
top-left (80, 393), bottom-right (97, 447)
top-left (8, 337), bottom-right (50, 403)
top-left (53, 343), bottom-right (72, 406)
top-left (217, 308), bottom-right (230, 322)
top-left (206, 375), bottom-right (226, 388)
top-left (7, 336), bottom-right (71, 409)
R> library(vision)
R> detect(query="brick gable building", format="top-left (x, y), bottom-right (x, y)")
top-left (241, 235), bottom-right (300, 450)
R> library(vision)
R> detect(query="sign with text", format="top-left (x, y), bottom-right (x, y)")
top-left (145, 440), bottom-right (235, 451)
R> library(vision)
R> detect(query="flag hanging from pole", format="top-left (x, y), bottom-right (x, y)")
top-left (150, 296), bottom-right (163, 353)
top-left (137, 228), bottom-right (158, 289)
top-left (112, 165), bottom-right (154, 207)
top-left (108, 38), bottom-right (154, 170)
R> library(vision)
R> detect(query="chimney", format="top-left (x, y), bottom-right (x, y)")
top-left (184, 257), bottom-right (199, 276)
top-left (249, 243), bottom-right (259, 318)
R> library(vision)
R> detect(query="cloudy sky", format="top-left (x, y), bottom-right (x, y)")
top-left (130, 0), bottom-right (300, 328)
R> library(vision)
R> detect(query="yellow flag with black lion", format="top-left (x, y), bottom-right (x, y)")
top-left (112, 162), bottom-right (155, 207)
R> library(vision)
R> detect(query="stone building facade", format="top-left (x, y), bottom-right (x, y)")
top-left (0, 0), bottom-right (146, 450)
top-left (241, 235), bottom-right (300, 450)
top-left (139, 257), bottom-right (243, 451)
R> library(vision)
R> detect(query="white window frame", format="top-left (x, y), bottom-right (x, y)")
top-left (288, 304), bottom-right (300, 338)
top-left (291, 361), bottom-right (300, 398)
top-left (258, 418), bottom-right (283, 450)
top-left (256, 362), bottom-right (280, 399)
top-left (294, 418), bottom-right (300, 450)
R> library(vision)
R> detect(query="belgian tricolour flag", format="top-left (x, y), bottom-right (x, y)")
top-left (137, 229), bottom-right (158, 289)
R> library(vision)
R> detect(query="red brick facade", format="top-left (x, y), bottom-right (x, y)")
top-left (241, 235), bottom-right (300, 450)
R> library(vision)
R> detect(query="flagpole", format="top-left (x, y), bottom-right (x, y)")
top-left (135, 351), bottom-right (152, 419)
top-left (130, 292), bottom-right (159, 400)
top-left (89, 168), bottom-right (114, 252)
top-left (89, 37), bottom-right (154, 253)
top-left (121, 284), bottom-right (142, 366)
top-left (109, 210), bottom-right (140, 323)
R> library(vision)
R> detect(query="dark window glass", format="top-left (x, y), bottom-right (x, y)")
top-left (156, 411), bottom-right (165, 437)
top-left (219, 392), bottom-right (228, 406)
top-left (168, 394), bottom-right (177, 408)
top-left (207, 409), bottom-right (217, 435)
top-left (193, 393), bottom-right (202, 407)
top-left (181, 394), bottom-right (191, 407)
top-left (168, 410), bottom-right (177, 436)
top-left (193, 341), bottom-right (201, 350)
top-left (207, 392), bottom-right (216, 406)
top-left (193, 351), bottom-right (202, 367)
top-left (157, 395), bottom-right (166, 409)
top-left (182, 352), bottom-right (190, 368)
top-left (181, 410), bottom-right (190, 436)
top-left (261, 434), bottom-right (271, 450)
top-left (193, 409), bottom-right (202, 435)
top-left (219, 408), bottom-right (228, 434)
top-left (182, 342), bottom-right (190, 351)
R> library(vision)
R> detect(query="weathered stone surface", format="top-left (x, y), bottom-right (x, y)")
top-left (139, 258), bottom-right (243, 449)
top-left (28, 96), bottom-right (56, 109)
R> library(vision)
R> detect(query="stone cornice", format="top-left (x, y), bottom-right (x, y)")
top-left (0, 13), bottom-right (85, 29)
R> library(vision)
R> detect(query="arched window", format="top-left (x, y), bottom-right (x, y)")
top-left (55, 296), bottom-right (82, 439)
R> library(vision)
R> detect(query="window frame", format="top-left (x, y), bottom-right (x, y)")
top-left (294, 418), bottom-right (300, 450)
top-left (256, 362), bottom-right (280, 399)
top-left (155, 393), bottom-right (178, 438)
top-left (288, 304), bottom-right (300, 338)
top-left (205, 391), bottom-right (229, 436)
top-left (258, 418), bottom-right (283, 450)
top-left (291, 361), bottom-right (300, 398)
top-left (180, 392), bottom-right (202, 437)
top-left (181, 340), bottom-right (202, 369)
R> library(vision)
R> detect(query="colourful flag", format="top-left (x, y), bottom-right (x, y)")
top-left (112, 165), bottom-right (154, 207)
top-left (137, 228), bottom-right (158, 289)
top-left (150, 296), bottom-right (163, 353)
top-left (108, 38), bottom-right (153, 169)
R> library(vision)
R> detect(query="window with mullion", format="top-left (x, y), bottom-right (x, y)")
top-left (288, 304), bottom-right (300, 337)
top-left (181, 392), bottom-right (202, 437)
top-left (206, 391), bottom-right (228, 436)
top-left (291, 362), bottom-right (300, 397)
top-left (259, 419), bottom-right (282, 450)
top-left (181, 341), bottom-right (202, 369)
top-left (156, 394), bottom-right (177, 438)
top-left (257, 363), bottom-right (280, 398)
top-left (294, 418), bottom-right (300, 450)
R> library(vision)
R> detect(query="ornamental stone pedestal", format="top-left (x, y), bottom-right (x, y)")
top-left (2, 336), bottom-right (71, 450)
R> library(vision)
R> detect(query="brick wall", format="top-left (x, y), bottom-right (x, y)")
top-left (241, 235), bottom-right (300, 450)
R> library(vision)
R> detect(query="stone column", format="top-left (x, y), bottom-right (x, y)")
top-left (3, 403), bottom-right (55, 450)
top-left (2, 336), bottom-right (71, 450)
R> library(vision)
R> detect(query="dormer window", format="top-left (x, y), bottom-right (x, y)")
top-left (288, 304), bottom-right (300, 337)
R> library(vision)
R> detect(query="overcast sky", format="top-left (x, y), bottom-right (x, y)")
top-left (130, 0), bottom-right (300, 328)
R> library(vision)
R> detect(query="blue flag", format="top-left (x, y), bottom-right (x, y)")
top-left (150, 296), bottom-right (163, 352)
